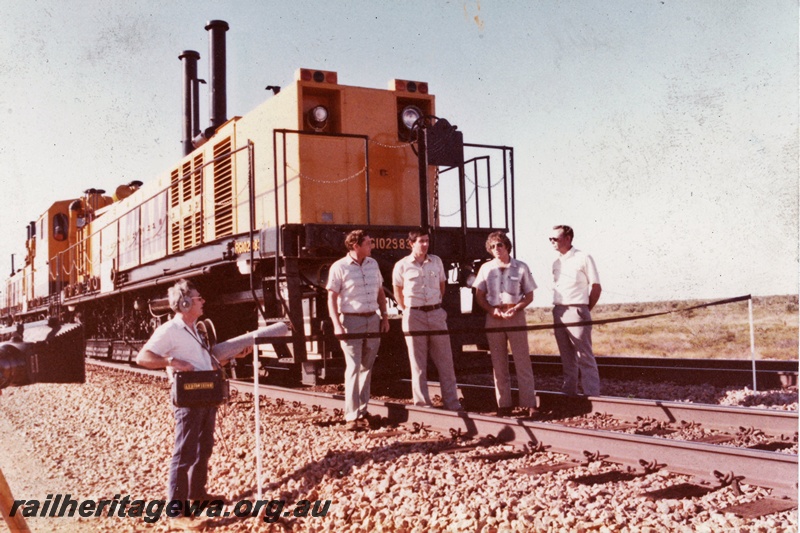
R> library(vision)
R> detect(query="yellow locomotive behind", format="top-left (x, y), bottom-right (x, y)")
top-left (1, 21), bottom-right (516, 385)
top-left (54, 68), bottom-right (437, 287)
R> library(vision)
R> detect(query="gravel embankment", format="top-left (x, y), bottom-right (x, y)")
top-left (0, 366), bottom-right (796, 532)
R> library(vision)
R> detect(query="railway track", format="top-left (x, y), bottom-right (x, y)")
top-left (92, 340), bottom-right (799, 389)
top-left (457, 353), bottom-right (799, 389)
top-left (423, 381), bottom-right (799, 436)
top-left (88, 359), bottom-right (798, 503)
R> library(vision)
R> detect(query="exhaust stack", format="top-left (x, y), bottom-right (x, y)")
top-left (179, 50), bottom-right (201, 157)
top-left (205, 20), bottom-right (229, 131)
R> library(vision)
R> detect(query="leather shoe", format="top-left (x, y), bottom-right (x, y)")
top-left (345, 420), bottom-right (359, 431)
top-left (495, 407), bottom-right (513, 417)
top-left (522, 407), bottom-right (539, 419)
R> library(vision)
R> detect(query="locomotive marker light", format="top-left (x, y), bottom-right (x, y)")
top-left (299, 68), bottom-right (338, 84)
top-left (394, 79), bottom-right (429, 94)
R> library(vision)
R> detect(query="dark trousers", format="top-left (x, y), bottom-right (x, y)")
top-left (168, 405), bottom-right (217, 504)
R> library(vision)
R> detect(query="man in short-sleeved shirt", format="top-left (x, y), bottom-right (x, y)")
top-left (137, 279), bottom-right (248, 517)
top-left (143, 318), bottom-right (215, 372)
top-left (327, 230), bottom-right (389, 430)
top-left (550, 225), bottom-right (602, 396)
top-left (474, 231), bottom-right (538, 416)
top-left (392, 228), bottom-right (461, 411)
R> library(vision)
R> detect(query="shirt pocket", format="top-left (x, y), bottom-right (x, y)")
top-left (405, 270), bottom-right (421, 283)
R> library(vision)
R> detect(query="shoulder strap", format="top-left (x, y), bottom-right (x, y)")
top-left (183, 325), bottom-right (224, 371)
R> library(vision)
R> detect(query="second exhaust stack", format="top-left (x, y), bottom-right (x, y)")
top-left (205, 20), bottom-right (229, 131)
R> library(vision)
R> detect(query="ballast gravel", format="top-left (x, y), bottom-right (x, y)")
top-left (0, 366), bottom-right (796, 532)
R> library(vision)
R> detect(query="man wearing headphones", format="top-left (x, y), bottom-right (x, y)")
top-left (136, 279), bottom-right (238, 520)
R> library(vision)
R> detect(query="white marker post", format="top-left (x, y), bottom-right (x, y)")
top-left (215, 324), bottom-right (289, 500)
top-left (748, 297), bottom-right (757, 392)
top-left (254, 347), bottom-right (262, 500)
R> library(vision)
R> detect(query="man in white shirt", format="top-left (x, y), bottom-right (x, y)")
top-left (474, 231), bottom-right (537, 416)
top-left (392, 228), bottom-right (461, 411)
top-left (327, 230), bottom-right (390, 430)
top-left (550, 225), bottom-right (602, 396)
top-left (136, 279), bottom-right (245, 518)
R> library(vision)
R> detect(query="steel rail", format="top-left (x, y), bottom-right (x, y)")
top-left (540, 394), bottom-right (799, 437)
top-left (458, 353), bottom-right (799, 389)
top-left (424, 381), bottom-right (799, 436)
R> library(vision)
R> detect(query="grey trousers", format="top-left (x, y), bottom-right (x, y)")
top-left (402, 307), bottom-right (461, 410)
top-left (486, 312), bottom-right (537, 408)
top-left (339, 314), bottom-right (380, 421)
top-left (553, 304), bottom-right (601, 396)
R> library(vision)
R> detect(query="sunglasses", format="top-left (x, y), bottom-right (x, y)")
top-left (549, 237), bottom-right (560, 243)
top-left (489, 243), bottom-right (505, 249)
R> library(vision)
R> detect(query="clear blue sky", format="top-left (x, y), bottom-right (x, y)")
top-left (0, 0), bottom-right (796, 304)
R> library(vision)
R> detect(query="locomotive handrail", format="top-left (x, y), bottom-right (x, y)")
top-left (437, 143), bottom-right (516, 257)
top-left (271, 129), bottom-right (372, 338)
top-left (246, 140), bottom-right (271, 326)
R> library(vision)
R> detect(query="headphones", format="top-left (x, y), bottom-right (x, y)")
top-left (172, 286), bottom-right (194, 313)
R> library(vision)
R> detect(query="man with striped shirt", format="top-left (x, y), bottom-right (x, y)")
top-left (474, 231), bottom-right (537, 416)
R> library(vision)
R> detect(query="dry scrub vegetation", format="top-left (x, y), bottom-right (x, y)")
top-left (525, 294), bottom-right (798, 360)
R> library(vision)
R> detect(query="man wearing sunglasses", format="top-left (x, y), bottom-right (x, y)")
top-left (474, 231), bottom-right (537, 417)
top-left (550, 225), bottom-right (602, 396)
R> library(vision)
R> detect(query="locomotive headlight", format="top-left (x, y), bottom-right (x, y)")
top-left (401, 105), bottom-right (422, 131)
top-left (307, 105), bottom-right (329, 130)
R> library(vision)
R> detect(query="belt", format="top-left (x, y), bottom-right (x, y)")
top-left (342, 312), bottom-right (376, 317)
top-left (494, 303), bottom-right (517, 311)
top-left (409, 304), bottom-right (441, 312)
top-left (555, 304), bottom-right (587, 307)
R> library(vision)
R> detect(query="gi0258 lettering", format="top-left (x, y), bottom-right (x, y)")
top-left (372, 237), bottom-right (408, 250)
top-left (233, 239), bottom-right (260, 254)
